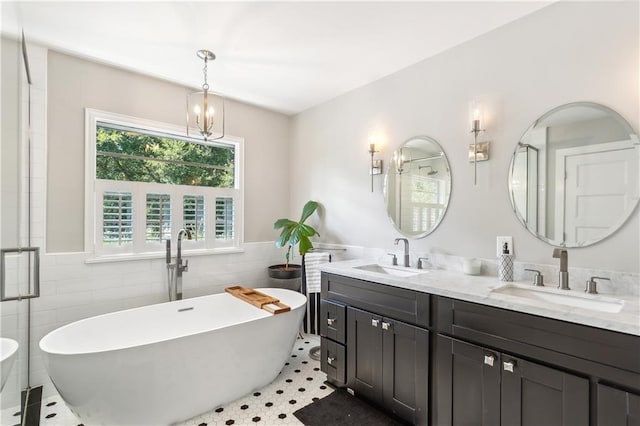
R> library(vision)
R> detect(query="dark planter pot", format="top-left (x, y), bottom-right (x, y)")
top-left (268, 264), bottom-right (302, 279)
top-left (268, 264), bottom-right (302, 291)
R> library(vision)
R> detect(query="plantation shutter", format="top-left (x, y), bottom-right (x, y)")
top-left (146, 193), bottom-right (171, 242)
top-left (184, 195), bottom-right (205, 240)
top-left (102, 192), bottom-right (133, 245)
top-left (215, 197), bottom-right (234, 240)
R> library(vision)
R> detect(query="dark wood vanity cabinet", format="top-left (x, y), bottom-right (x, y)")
top-left (320, 272), bottom-right (640, 426)
top-left (434, 297), bottom-right (640, 426)
top-left (348, 306), bottom-right (429, 424)
top-left (435, 335), bottom-right (589, 425)
top-left (320, 273), bottom-right (430, 425)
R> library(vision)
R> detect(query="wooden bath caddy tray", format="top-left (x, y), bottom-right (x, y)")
top-left (225, 286), bottom-right (291, 314)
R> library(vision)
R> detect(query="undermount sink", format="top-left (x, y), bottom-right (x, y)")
top-left (491, 284), bottom-right (624, 313)
top-left (353, 264), bottom-right (426, 277)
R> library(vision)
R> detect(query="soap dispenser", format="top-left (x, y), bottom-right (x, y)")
top-left (498, 242), bottom-right (514, 282)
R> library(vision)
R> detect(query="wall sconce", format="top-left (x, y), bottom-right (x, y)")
top-left (393, 148), bottom-right (408, 175)
top-left (186, 50), bottom-right (225, 141)
top-left (469, 101), bottom-right (490, 185)
top-left (368, 142), bottom-right (382, 192)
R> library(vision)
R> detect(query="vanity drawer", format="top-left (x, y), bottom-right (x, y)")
top-left (320, 299), bottom-right (347, 344)
top-left (322, 273), bottom-right (430, 328)
top-left (321, 337), bottom-right (346, 385)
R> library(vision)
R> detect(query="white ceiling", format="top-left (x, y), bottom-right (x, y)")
top-left (2, 1), bottom-right (551, 115)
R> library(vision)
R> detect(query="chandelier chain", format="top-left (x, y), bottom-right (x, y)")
top-left (202, 58), bottom-right (209, 91)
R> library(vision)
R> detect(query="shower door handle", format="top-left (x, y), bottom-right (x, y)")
top-left (1, 247), bottom-right (40, 302)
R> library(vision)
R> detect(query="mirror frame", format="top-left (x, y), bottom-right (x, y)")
top-left (383, 135), bottom-right (452, 239)
top-left (508, 101), bottom-right (639, 248)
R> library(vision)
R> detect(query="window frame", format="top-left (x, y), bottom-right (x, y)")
top-left (85, 108), bottom-right (244, 260)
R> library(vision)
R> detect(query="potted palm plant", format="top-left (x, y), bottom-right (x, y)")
top-left (268, 200), bottom-right (320, 286)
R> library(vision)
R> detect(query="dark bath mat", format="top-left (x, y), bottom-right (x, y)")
top-left (293, 388), bottom-right (407, 426)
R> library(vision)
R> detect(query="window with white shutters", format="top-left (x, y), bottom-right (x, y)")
top-left (86, 109), bottom-right (243, 258)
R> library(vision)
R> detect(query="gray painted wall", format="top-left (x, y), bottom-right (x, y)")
top-left (46, 51), bottom-right (291, 252)
top-left (290, 1), bottom-right (640, 272)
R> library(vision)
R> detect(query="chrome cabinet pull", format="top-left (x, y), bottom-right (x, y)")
top-left (382, 322), bottom-right (392, 331)
top-left (327, 356), bottom-right (335, 365)
top-left (484, 354), bottom-right (495, 367)
top-left (371, 319), bottom-right (380, 327)
top-left (503, 361), bottom-right (516, 373)
top-left (327, 318), bottom-right (336, 325)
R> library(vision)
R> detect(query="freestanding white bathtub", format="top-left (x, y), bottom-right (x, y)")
top-left (39, 288), bottom-right (306, 425)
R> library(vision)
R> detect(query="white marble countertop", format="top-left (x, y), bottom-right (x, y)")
top-left (320, 259), bottom-right (640, 337)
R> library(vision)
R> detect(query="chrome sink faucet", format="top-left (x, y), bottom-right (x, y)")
top-left (552, 248), bottom-right (569, 290)
top-left (394, 238), bottom-right (410, 267)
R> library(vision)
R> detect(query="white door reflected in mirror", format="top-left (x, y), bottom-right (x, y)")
top-left (509, 102), bottom-right (639, 247)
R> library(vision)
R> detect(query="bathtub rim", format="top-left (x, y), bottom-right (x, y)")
top-left (39, 287), bottom-right (306, 356)
top-left (1, 337), bottom-right (19, 362)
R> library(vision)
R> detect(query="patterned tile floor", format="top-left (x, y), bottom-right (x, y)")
top-left (3, 335), bottom-right (332, 426)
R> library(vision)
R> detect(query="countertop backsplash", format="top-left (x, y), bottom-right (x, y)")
top-left (313, 243), bottom-right (640, 297)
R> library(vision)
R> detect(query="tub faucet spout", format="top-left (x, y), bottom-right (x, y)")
top-left (394, 238), bottom-right (410, 267)
top-left (175, 229), bottom-right (192, 300)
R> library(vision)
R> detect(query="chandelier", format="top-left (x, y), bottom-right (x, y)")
top-left (186, 50), bottom-right (225, 141)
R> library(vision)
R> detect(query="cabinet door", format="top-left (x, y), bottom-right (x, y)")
top-left (434, 335), bottom-right (501, 426)
top-left (597, 384), bottom-right (640, 426)
top-left (501, 356), bottom-right (589, 426)
top-left (347, 307), bottom-right (383, 404)
top-left (382, 317), bottom-right (429, 425)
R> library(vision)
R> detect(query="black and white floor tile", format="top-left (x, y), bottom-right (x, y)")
top-left (33, 334), bottom-right (331, 426)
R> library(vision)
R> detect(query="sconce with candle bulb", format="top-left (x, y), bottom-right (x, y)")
top-left (393, 148), bottom-right (408, 174)
top-left (468, 101), bottom-right (490, 185)
top-left (368, 132), bottom-right (383, 192)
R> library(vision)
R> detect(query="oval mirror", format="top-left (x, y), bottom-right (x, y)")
top-left (384, 136), bottom-right (452, 238)
top-left (509, 102), bottom-right (639, 247)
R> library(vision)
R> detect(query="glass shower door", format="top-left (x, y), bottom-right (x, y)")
top-left (0, 31), bottom-right (41, 425)
top-left (0, 250), bottom-right (38, 424)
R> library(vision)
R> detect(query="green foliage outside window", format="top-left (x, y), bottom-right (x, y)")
top-left (96, 125), bottom-right (235, 188)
